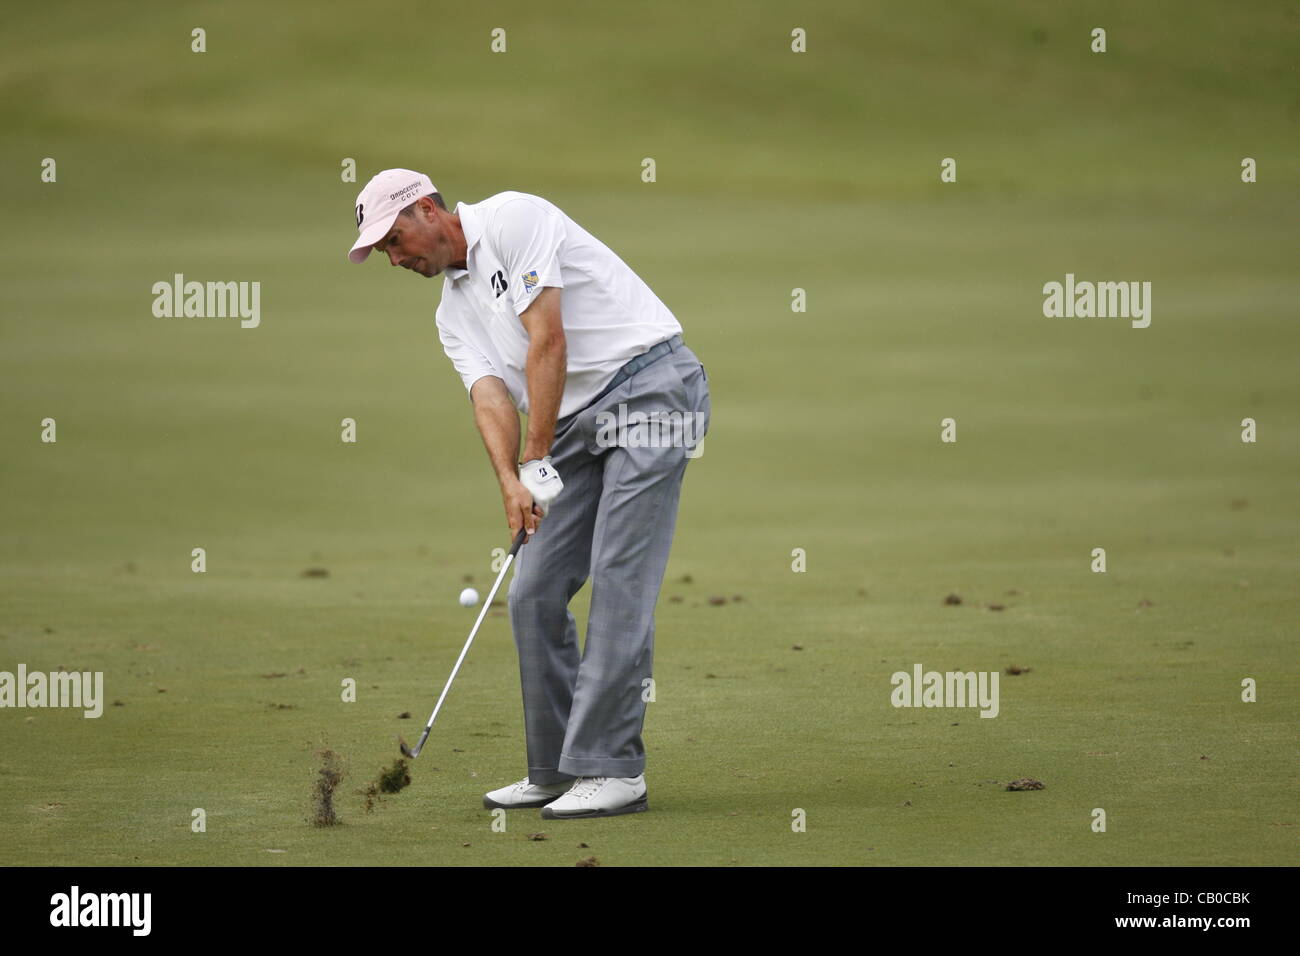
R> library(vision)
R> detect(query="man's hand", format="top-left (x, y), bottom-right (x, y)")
top-left (471, 376), bottom-right (540, 536)
top-left (470, 283), bottom-right (566, 539)
top-left (501, 476), bottom-right (546, 537)
top-left (518, 456), bottom-right (564, 517)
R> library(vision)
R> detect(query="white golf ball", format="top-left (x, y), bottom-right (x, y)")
top-left (459, 587), bottom-right (480, 607)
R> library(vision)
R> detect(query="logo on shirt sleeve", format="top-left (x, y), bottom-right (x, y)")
top-left (522, 270), bottom-right (539, 294)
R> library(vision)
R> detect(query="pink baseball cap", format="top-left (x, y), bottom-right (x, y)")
top-left (347, 169), bottom-right (438, 263)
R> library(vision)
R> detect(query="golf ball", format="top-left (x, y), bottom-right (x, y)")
top-left (459, 587), bottom-right (480, 607)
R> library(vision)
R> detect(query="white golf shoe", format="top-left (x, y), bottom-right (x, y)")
top-left (483, 777), bottom-right (572, 810)
top-left (539, 775), bottom-right (649, 819)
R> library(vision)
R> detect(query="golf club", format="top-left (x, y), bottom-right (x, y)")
top-left (399, 526), bottom-right (529, 760)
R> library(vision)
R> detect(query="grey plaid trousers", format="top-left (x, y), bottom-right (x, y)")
top-left (506, 335), bottom-right (710, 783)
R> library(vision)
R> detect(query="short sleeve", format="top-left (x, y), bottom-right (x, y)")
top-left (436, 306), bottom-right (499, 399)
top-left (490, 198), bottom-right (566, 317)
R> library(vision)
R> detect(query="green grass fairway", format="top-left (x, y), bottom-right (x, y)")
top-left (1, 1), bottom-right (1297, 866)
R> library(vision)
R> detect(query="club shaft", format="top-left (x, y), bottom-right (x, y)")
top-left (409, 528), bottom-right (528, 757)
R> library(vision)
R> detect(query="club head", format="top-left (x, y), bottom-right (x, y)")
top-left (398, 736), bottom-right (415, 759)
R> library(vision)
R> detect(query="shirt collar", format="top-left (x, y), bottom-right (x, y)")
top-left (445, 201), bottom-right (482, 282)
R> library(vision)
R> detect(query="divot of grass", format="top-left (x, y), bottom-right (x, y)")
top-left (311, 748), bottom-right (345, 826)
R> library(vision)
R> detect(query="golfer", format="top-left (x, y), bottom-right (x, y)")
top-left (347, 169), bottom-right (710, 818)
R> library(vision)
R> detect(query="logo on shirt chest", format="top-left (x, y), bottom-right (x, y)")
top-left (490, 270), bottom-right (509, 297)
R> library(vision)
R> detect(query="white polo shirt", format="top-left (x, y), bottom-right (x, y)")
top-left (435, 191), bottom-right (683, 418)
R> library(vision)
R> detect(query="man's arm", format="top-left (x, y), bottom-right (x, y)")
top-left (471, 375), bottom-right (543, 536)
top-left (518, 286), bottom-right (566, 463)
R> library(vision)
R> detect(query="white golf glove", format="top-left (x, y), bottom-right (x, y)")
top-left (518, 456), bottom-right (564, 516)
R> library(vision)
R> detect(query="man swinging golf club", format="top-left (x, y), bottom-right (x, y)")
top-left (347, 169), bottom-right (710, 818)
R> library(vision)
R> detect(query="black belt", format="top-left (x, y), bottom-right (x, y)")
top-left (588, 334), bottom-right (683, 408)
top-left (555, 334), bottom-right (683, 433)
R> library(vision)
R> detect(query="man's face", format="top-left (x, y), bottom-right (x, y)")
top-left (374, 199), bottom-right (450, 278)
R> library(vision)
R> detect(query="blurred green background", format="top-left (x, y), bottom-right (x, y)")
top-left (1, 1), bottom-right (1296, 865)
